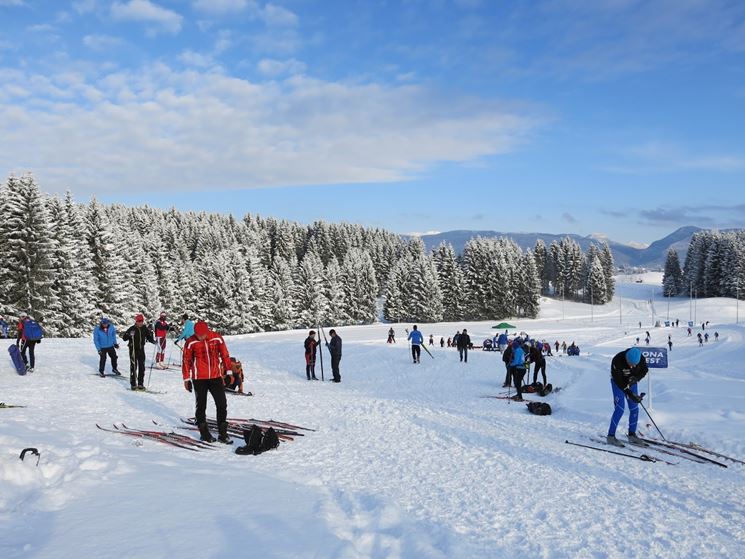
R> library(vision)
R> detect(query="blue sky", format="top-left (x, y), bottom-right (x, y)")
top-left (1, 0), bottom-right (744, 244)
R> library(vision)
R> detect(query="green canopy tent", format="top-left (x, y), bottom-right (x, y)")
top-left (492, 322), bottom-right (516, 329)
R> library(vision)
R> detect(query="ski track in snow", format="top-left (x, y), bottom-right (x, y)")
top-left (2, 276), bottom-right (745, 558)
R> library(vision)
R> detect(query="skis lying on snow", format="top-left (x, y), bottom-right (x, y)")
top-left (640, 433), bottom-right (743, 466)
top-left (181, 417), bottom-right (310, 441)
top-left (91, 373), bottom-right (127, 381)
top-left (589, 437), bottom-right (678, 465)
top-left (635, 434), bottom-right (728, 468)
top-left (566, 439), bottom-right (668, 463)
top-left (226, 416), bottom-right (316, 432)
top-left (96, 423), bottom-right (211, 451)
top-left (0, 402), bottom-right (26, 409)
top-left (480, 395), bottom-right (537, 403)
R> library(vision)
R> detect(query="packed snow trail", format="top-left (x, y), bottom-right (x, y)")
top-left (2, 280), bottom-right (745, 558)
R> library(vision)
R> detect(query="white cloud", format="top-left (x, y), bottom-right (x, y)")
top-left (260, 3), bottom-right (298, 27)
top-left (604, 141), bottom-right (745, 174)
top-left (0, 64), bottom-right (539, 194)
top-left (0, 0), bottom-right (25, 6)
top-left (28, 23), bottom-right (54, 33)
top-left (72, 0), bottom-right (97, 14)
top-left (179, 50), bottom-right (214, 68)
top-left (257, 58), bottom-right (306, 76)
top-left (83, 34), bottom-right (124, 51)
top-left (111, 0), bottom-right (182, 34)
top-left (192, 0), bottom-right (248, 14)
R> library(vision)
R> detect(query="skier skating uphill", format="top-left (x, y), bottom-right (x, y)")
top-left (606, 347), bottom-right (649, 447)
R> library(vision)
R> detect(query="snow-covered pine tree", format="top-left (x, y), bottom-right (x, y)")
top-left (581, 244), bottom-right (599, 303)
top-left (0, 175), bottom-right (57, 320)
top-left (662, 248), bottom-right (684, 297)
top-left (432, 241), bottom-right (465, 321)
top-left (533, 239), bottom-right (550, 294)
top-left (383, 258), bottom-right (408, 323)
top-left (516, 250), bottom-right (541, 318)
top-left (340, 248), bottom-right (378, 324)
top-left (703, 233), bottom-right (723, 298)
top-left (86, 198), bottom-right (129, 325)
top-left (294, 251), bottom-right (329, 328)
top-left (322, 257), bottom-right (349, 326)
top-left (267, 256), bottom-right (297, 330)
top-left (598, 241), bottom-right (616, 299)
top-left (586, 254), bottom-right (608, 306)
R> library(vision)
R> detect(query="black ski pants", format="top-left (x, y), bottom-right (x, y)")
top-left (503, 364), bottom-right (511, 387)
top-left (510, 367), bottom-right (526, 398)
top-left (411, 345), bottom-right (421, 363)
top-left (459, 347), bottom-right (468, 363)
top-left (305, 355), bottom-right (316, 379)
top-left (129, 346), bottom-right (147, 387)
top-left (21, 340), bottom-right (37, 369)
top-left (194, 377), bottom-right (228, 425)
top-left (533, 360), bottom-right (546, 385)
top-left (331, 355), bottom-right (341, 382)
top-left (99, 347), bottom-right (119, 374)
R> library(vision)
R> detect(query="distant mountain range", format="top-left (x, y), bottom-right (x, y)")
top-left (416, 226), bottom-right (705, 269)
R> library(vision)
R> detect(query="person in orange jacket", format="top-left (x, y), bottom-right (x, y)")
top-left (182, 320), bottom-right (233, 444)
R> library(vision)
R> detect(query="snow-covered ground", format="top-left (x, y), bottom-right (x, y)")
top-left (2, 273), bottom-right (745, 558)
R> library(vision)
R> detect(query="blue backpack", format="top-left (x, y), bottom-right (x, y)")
top-left (24, 320), bottom-right (43, 341)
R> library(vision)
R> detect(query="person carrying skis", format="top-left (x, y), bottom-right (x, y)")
top-left (153, 312), bottom-right (174, 369)
top-left (16, 313), bottom-right (42, 373)
top-left (606, 347), bottom-right (648, 447)
top-left (93, 317), bottom-right (120, 377)
top-left (0, 316), bottom-right (8, 338)
top-left (457, 328), bottom-right (470, 363)
top-left (327, 329), bottom-right (342, 383)
top-left (304, 330), bottom-right (318, 380)
top-left (408, 325), bottom-right (424, 364)
top-left (175, 314), bottom-right (195, 346)
top-left (508, 339), bottom-right (527, 401)
top-left (387, 328), bottom-right (396, 344)
top-left (530, 342), bottom-right (547, 386)
top-left (182, 320), bottom-right (233, 443)
top-left (121, 314), bottom-right (155, 390)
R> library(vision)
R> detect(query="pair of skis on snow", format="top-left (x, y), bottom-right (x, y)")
top-left (567, 434), bottom-right (739, 467)
top-left (97, 417), bottom-right (314, 451)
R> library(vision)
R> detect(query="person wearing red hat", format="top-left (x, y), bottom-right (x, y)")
top-left (182, 320), bottom-right (233, 443)
top-left (122, 314), bottom-right (155, 390)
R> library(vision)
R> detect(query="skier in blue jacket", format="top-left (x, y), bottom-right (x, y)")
top-left (176, 314), bottom-right (195, 345)
top-left (508, 338), bottom-right (527, 401)
top-left (407, 325), bottom-right (424, 364)
top-left (93, 317), bottom-right (120, 377)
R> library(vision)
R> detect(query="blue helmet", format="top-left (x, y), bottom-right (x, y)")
top-left (626, 347), bottom-right (641, 366)
top-left (101, 317), bottom-right (111, 326)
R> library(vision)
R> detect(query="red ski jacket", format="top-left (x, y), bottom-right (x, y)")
top-left (182, 331), bottom-right (231, 381)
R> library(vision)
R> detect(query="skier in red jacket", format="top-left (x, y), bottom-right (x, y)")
top-left (182, 321), bottom-right (233, 444)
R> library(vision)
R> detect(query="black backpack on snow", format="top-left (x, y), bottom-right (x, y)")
top-left (527, 402), bottom-right (552, 416)
top-left (235, 424), bottom-right (281, 455)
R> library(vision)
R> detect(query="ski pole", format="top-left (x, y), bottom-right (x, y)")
top-left (318, 325), bottom-right (327, 382)
top-left (147, 340), bottom-right (157, 388)
top-left (638, 396), bottom-right (666, 441)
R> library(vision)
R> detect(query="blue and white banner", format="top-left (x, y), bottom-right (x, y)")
top-left (642, 347), bottom-right (668, 368)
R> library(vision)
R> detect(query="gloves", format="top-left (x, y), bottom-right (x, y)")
top-left (624, 389), bottom-right (643, 403)
top-left (98, 350), bottom-right (103, 356)
top-left (184, 380), bottom-right (192, 393)
top-left (627, 376), bottom-right (638, 386)
top-left (114, 344), bottom-right (119, 349)
top-left (37, 339), bottom-right (41, 344)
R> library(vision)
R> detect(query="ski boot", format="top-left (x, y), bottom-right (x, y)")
top-left (627, 432), bottom-right (644, 444)
top-left (217, 422), bottom-right (233, 445)
top-left (198, 422), bottom-right (217, 443)
top-left (606, 435), bottom-right (625, 447)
